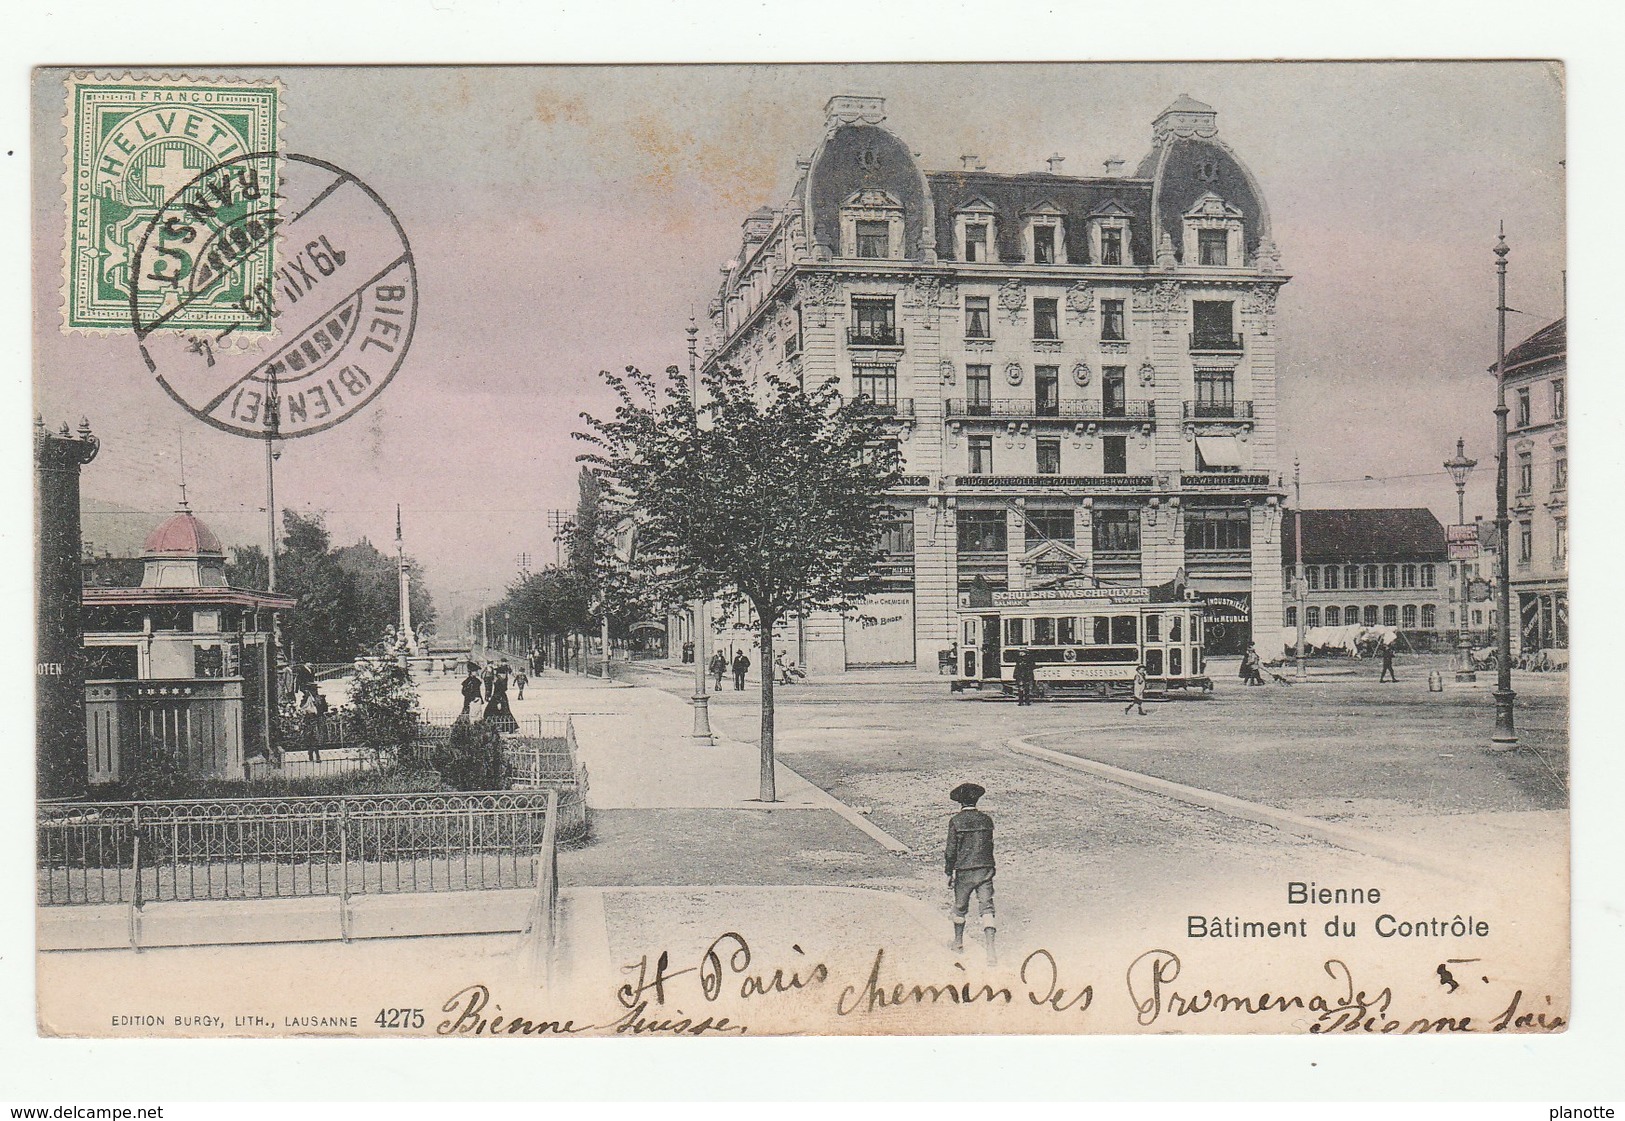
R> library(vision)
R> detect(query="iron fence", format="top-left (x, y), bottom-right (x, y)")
top-left (37, 790), bottom-right (559, 907)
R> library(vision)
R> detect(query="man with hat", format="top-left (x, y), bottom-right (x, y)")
top-left (945, 781), bottom-right (997, 963)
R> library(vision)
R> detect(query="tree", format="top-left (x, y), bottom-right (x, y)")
top-left (577, 363), bottom-right (902, 801)
top-left (278, 510), bottom-right (360, 662)
top-left (334, 538), bottom-right (437, 649)
top-left (225, 544), bottom-right (269, 591)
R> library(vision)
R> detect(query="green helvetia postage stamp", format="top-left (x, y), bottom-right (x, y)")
top-left (62, 75), bottom-right (280, 333)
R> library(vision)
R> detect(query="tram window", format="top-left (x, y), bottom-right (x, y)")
top-left (1033, 617), bottom-right (1056, 645)
top-left (1005, 618), bottom-right (1026, 646)
top-left (1145, 614), bottom-right (1161, 643)
top-left (1170, 647), bottom-right (1183, 675)
top-left (1169, 614), bottom-right (1183, 642)
top-left (1057, 617), bottom-right (1078, 645)
top-left (1145, 648), bottom-right (1164, 676)
top-left (1092, 616), bottom-right (1111, 645)
top-left (1111, 615), bottom-right (1137, 644)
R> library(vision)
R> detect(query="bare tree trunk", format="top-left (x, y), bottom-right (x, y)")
top-left (758, 613), bottom-right (776, 802)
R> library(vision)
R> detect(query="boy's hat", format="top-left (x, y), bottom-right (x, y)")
top-left (950, 782), bottom-right (985, 806)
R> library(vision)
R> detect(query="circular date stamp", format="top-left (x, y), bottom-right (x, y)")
top-left (131, 151), bottom-right (418, 440)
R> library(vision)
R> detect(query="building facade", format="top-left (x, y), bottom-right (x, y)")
top-left (1501, 317), bottom-right (1567, 653)
top-left (701, 94), bottom-right (1289, 672)
top-left (1281, 508), bottom-right (1449, 644)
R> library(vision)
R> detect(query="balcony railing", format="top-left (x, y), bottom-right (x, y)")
top-left (1181, 472), bottom-right (1271, 487)
top-left (1183, 400), bottom-right (1255, 420)
top-left (956, 474), bottom-right (1154, 488)
top-left (1189, 333), bottom-right (1244, 353)
top-left (847, 326), bottom-right (904, 348)
top-left (854, 397), bottom-right (914, 418)
top-left (947, 398), bottom-right (1155, 421)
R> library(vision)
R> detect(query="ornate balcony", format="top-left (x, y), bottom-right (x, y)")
top-left (1189, 333), bottom-right (1244, 353)
top-left (847, 326), bottom-right (904, 349)
top-left (1183, 400), bottom-right (1254, 420)
top-left (946, 398), bottom-right (1155, 422)
top-left (854, 397), bottom-right (914, 419)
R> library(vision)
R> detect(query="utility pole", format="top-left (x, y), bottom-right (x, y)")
top-left (1445, 437), bottom-right (1479, 682)
top-left (1491, 226), bottom-right (1518, 746)
top-left (1293, 456), bottom-right (1306, 682)
top-left (687, 314), bottom-right (714, 744)
top-left (265, 373), bottom-right (281, 592)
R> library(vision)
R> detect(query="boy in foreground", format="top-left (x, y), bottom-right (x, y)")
top-left (945, 781), bottom-right (997, 964)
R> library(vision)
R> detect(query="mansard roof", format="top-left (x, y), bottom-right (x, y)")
top-left (1283, 508), bottom-right (1449, 564)
top-left (926, 170), bottom-right (1154, 265)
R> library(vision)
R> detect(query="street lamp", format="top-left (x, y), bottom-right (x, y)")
top-left (1444, 436), bottom-right (1478, 682)
top-left (1490, 227), bottom-right (1518, 745)
top-left (686, 316), bottom-right (714, 744)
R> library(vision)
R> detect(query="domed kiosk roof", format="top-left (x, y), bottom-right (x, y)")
top-left (142, 510), bottom-right (225, 557)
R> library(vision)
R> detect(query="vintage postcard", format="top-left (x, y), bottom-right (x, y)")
top-left (31, 62), bottom-right (1570, 1039)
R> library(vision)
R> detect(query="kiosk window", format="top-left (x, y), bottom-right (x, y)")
top-left (1092, 617), bottom-right (1111, 645)
top-left (1111, 615), bottom-right (1138, 645)
top-left (1057, 617), bottom-right (1078, 645)
top-left (1004, 618), bottom-right (1026, 646)
top-left (1033, 617), bottom-right (1056, 645)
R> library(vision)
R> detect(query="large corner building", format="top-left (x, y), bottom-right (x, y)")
top-left (701, 95), bottom-right (1290, 672)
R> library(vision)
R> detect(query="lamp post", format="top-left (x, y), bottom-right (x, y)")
top-left (1444, 436), bottom-right (1478, 682)
top-left (1292, 456), bottom-right (1306, 682)
top-left (687, 315), bottom-right (714, 744)
top-left (1491, 227), bottom-right (1518, 745)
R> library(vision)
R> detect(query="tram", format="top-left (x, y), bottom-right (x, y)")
top-left (952, 586), bottom-right (1212, 699)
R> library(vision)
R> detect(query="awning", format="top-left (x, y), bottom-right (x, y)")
top-left (1195, 435), bottom-right (1242, 469)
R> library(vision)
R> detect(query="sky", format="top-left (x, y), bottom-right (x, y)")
top-left (32, 62), bottom-right (1566, 622)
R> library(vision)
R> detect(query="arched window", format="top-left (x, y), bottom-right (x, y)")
top-left (1421, 604), bottom-right (1436, 629)
top-left (1286, 606), bottom-right (1297, 627)
top-left (1345, 565), bottom-right (1360, 589)
top-left (1382, 605), bottom-right (1398, 627)
top-left (1363, 565), bottom-right (1379, 589)
top-left (1306, 565), bottom-right (1320, 590)
top-left (1402, 604), bottom-right (1418, 628)
top-left (1402, 564), bottom-right (1417, 588)
top-left (1325, 606), bottom-right (1340, 626)
top-left (1381, 564), bottom-right (1397, 589)
top-left (1307, 606), bottom-right (1321, 628)
top-left (1363, 605), bottom-right (1379, 626)
top-left (1420, 564), bottom-right (1436, 588)
top-left (1346, 605), bottom-right (1360, 626)
top-left (1324, 565), bottom-right (1340, 591)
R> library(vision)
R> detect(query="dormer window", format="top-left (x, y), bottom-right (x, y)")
top-left (1100, 227), bottom-right (1124, 265)
top-left (1033, 225), bottom-right (1056, 264)
top-left (955, 198), bottom-right (998, 263)
top-left (966, 224), bottom-right (989, 261)
top-left (1182, 192), bottom-right (1245, 268)
top-left (1087, 201), bottom-right (1133, 267)
top-left (838, 189), bottom-right (904, 260)
top-left (856, 221), bottom-right (889, 259)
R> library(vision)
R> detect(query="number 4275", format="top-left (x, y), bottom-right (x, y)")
top-left (375, 1008), bottom-right (424, 1029)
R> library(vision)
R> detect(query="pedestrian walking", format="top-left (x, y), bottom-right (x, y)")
top-left (1379, 642), bottom-right (1398, 683)
top-left (481, 661), bottom-right (496, 702)
top-left (1241, 644), bottom-right (1265, 686)
top-left (514, 664), bottom-right (528, 700)
top-left (483, 663), bottom-right (517, 731)
top-left (945, 782), bottom-right (997, 964)
top-left (732, 650), bottom-right (750, 691)
top-left (458, 664), bottom-right (484, 721)
top-left (710, 651), bottom-right (727, 691)
top-left (1124, 664), bottom-right (1148, 716)
top-left (1013, 650), bottom-right (1036, 705)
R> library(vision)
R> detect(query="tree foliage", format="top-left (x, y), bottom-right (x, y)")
top-left (575, 363), bottom-right (903, 799)
top-left (346, 658), bottom-right (423, 763)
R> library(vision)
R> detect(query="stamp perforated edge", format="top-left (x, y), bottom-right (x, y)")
top-left (55, 70), bottom-right (286, 340)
